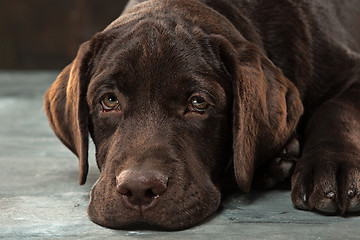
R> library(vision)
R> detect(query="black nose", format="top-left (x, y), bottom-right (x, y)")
top-left (116, 170), bottom-right (168, 210)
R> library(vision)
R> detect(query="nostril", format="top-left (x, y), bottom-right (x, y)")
top-left (144, 189), bottom-right (159, 199)
top-left (117, 185), bottom-right (133, 198)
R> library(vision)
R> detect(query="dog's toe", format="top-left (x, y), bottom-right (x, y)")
top-left (291, 166), bottom-right (312, 211)
top-left (281, 137), bottom-right (301, 158)
top-left (339, 166), bottom-right (360, 213)
top-left (312, 191), bottom-right (337, 213)
top-left (347, 195), bottom-right (360, 213)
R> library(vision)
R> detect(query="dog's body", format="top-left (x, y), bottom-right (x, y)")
top-left (44, 0), bottom-right (360, 230)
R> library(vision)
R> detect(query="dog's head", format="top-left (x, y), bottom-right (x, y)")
top-left (44, 0), bottom-right (303, 230)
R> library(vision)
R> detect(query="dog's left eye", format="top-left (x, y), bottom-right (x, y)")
top-left (189, 96), bottom-right (209, 112)
top-left (101, 94), bottom-right (120, 111)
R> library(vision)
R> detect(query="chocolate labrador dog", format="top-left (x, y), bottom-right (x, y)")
top-left (44, 0), bottom-right (360, 230)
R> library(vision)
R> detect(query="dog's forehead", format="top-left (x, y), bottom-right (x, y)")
top-left (88, 21), bottom-right (230, 104)
top-left (95, 21), bottom-right (219, 75)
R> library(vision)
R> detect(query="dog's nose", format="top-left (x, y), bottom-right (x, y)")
top-left (116, 170), bottom-right (168, 209)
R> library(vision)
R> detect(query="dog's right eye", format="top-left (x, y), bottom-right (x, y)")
top-left (189, 96), bottom-right (209, 113)
top-left (101, 94), bottom-right (120, 112)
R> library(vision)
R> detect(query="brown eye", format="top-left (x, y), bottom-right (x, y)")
top-left (101, 94), bottom-right (120, 111)
top-left (190, 96), bottom-right (209, 112)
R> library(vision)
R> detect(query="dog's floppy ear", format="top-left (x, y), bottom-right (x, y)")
top-left (213, 35), bottom-right (303, 192)
top-left (44, 41), bottom-right (92, 185)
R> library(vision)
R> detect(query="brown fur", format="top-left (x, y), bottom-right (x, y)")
top-left (44, 0), bottom-right (360, 230)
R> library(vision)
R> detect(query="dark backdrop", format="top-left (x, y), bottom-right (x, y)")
top-left (0, 0), bottom-right (128, 69)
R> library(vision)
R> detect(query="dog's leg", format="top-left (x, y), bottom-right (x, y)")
top-left (291, 82), bottom-right (360, 214)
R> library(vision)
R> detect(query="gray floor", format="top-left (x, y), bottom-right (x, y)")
top-left (1, 71), bottom-right (360, 240)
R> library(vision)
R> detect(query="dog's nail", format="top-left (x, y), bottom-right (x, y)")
top-left (302, 194), bottom-right (307, 202)
top-left (281, 148), bottom-right (287, 156)
top-left (292, 140), bottom-right (301, 157)
top-left (348, 189), bottom-right (355, 198)
top-left (326, 191), bottom-right (336, 199)
top-left (274, 157), bottom-right (282, 165)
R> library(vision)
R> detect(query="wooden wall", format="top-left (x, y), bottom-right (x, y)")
top-left (0, 0), bottom-right (128, 69)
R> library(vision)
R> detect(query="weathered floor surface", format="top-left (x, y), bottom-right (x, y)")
top-left (1, 71), bottom-right (360, 239)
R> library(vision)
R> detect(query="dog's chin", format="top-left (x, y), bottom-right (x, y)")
top-left (86, 179), bottom-right (222, 231)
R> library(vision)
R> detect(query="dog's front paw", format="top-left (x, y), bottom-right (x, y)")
top-left (253, 136), bottom-right (300, 189)
top-left (291, 152), bottom-right (360, 215)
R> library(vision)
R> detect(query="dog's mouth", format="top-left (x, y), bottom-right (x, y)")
top-left (87, 173), bottom-right (222, 230)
